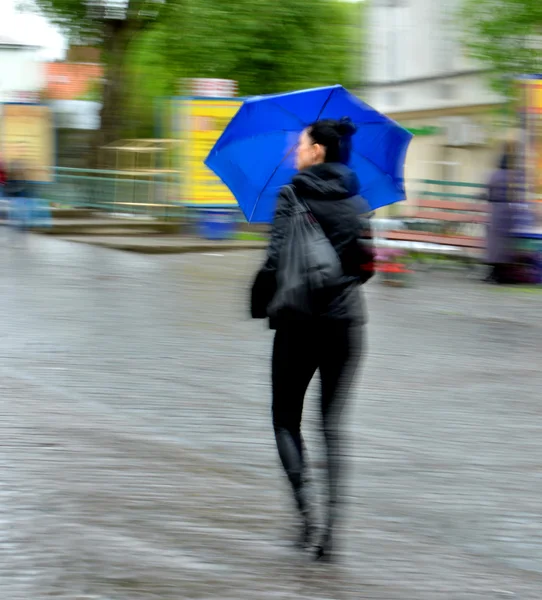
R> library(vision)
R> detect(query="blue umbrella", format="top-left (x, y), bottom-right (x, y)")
top-left (205, 84), bottom-right (413, 223)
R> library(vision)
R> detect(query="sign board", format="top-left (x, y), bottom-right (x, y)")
top-left (7, 92), bottom-right (40, 103)
top-left (1, 103), bottom-right (54, 182)
top-left (180, 98), bottom-right (242, 206)
top-left (182, 79), bottom-right (237, 98)
top-left (519, 78), bottom-right (542, 202)
top-left (523, 79), bottom-right (542, 115)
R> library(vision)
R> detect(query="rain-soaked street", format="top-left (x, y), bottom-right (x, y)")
top-left (2, 230), bottom-right (542, 599)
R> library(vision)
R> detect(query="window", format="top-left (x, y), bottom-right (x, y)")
top-left (375, 0), bottom-right (407, 6)
top-left (386, 90), bottom-right (401, 106)
top-left (387, 30), bottom-right (397, 80)
top-left (437, 83), bottom-right (456, 100)
top-left (436, 1), bottom-right (457, 72)
top-left (385, 2), bottom-right (405, 80)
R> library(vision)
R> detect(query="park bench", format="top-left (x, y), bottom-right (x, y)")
top-left (379, 180), bottom-right (488, 258)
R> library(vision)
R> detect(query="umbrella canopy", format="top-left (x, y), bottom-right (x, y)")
top-left (205, 85), bottom-right (413, 223)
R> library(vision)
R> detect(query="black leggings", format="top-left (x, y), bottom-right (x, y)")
top-left (271, 319), bottom-right (362, 530)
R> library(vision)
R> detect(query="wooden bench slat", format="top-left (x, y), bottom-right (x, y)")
top-left (416, 199), bottom-right (487, 212)
top-left (412, 211), bottom-right (487, 223)
top-left (385, 230), bottom-right (485, 249)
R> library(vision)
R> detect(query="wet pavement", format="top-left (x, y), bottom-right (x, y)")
top-left (1, 230), bottom-right (542, 599)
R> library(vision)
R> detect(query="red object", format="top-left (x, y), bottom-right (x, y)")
top-left (377, 262), bottom-right (412, 274)
top-left (46, 62), bottom-right (103, 100)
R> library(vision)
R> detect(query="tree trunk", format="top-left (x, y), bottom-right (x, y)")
top-left (90, 19), bottom-right (134, 169)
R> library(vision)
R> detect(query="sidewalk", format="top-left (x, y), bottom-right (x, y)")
top-left (56, 234), bottom-right (268, 254)
top-left (2, 237), bottom-right (542, 599)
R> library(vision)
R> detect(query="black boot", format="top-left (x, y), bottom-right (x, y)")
top-left (484, 264), bottom-right (497, 283)
top-left (315, 531), bottom-right (332, 561)
top-left (293, 483), bottom-right (316, 550)
top-left (315, 500), bottom-right (338, 561)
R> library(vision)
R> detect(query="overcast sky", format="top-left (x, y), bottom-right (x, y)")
top-left (1, 0), bottom-right (66, 60)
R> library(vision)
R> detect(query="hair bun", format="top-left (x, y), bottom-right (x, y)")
top-left (336, 117), bottom-right (357, 138)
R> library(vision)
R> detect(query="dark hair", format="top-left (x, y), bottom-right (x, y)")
top-left (307, 117), bottom-right (357, 164)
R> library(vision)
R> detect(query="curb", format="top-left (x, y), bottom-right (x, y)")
top-left (55, 236), bottom-right (268, 255)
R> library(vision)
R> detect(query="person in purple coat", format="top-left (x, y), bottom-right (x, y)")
top-left (485, 145), bottom-right (520, 283)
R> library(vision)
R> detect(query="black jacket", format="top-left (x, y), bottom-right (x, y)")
top-left (251, 162), bottom-right (373, 327)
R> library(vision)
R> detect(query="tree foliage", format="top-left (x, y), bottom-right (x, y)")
top-left (161, 0), bottom-right (357, 95)
top-left (32, 0), bottom-right (177, 159)
top-left (461, 0), bottom-right (542, 97)
top-left (31, 0), bottom-right (362, 144)
top-left (126, 0), bottom-right (361, 137)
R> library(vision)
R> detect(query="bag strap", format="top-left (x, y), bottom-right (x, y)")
top-left (283, 183), bottom-right (312, 217)
top-left (284, 183), bottom-right (336, 246)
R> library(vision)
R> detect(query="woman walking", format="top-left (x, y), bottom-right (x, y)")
top-left (251, 119), bottom-right (374, 560)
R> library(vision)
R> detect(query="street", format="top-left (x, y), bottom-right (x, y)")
top-left (1, 231), bottom-right (542, 599)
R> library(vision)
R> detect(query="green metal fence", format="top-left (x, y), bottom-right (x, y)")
top-left (36, 167), bottom-right (186, 219)
top-left (34, 170), bottom-right (490, 225)
top-left (413, 178), bottom-right (487, 202)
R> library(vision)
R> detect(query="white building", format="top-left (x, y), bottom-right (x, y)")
top-left (0, 35), bottom-right (44, 103)
top-left (364, 0), bottom-right (506, 190)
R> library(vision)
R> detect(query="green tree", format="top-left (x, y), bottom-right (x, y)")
top-left (461, 0), bottom-right (542, 97)
top-left (31, 0), bottom-right (361, 145)
top-left (168, 0), bottom-right (356, 94)
top-left (125, 0), bottom-right (361, 137)
top-left (32, 0), bottom-right (177, 158)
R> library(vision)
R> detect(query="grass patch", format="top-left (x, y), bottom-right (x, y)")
top-left (234, 231), bottom-right (268, 242)
top-left (491, 285), bottom-right (542, 294)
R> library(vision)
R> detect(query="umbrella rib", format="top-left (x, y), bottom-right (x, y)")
top-left (315, 87), bottom-right (337, 121)
top-left (249, 142), bottom-right (297, 222)
top-left (352, 126), bottom-right (411, 184)
top-left (268, 101), bottom-right (308, 128)
top-left (249, 88), bottom-right (338, 222)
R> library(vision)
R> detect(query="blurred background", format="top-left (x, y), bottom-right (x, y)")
top-left (1, 0), bottom-right (538, 217)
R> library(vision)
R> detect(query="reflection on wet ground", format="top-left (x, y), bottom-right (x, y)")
top-left (1, 231), bottom-right (542, 599)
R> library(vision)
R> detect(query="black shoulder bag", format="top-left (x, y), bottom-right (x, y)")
top-left (268, 185), bottom-right (342, 317)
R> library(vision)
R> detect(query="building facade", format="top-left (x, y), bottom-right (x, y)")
top-left (44, 45), bottom-right (103, 168)
top-left (0, 36), bottom-right (44, 103)
top-left (364, 0), bottom-right (509, 207)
